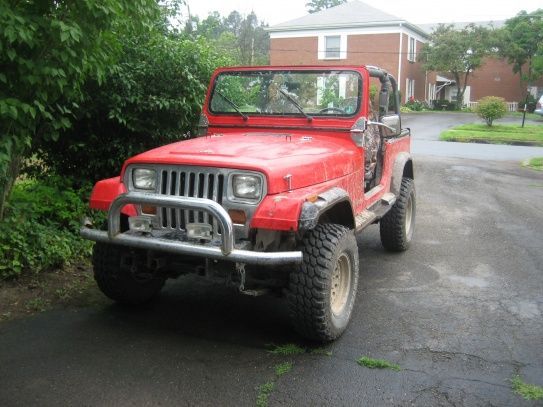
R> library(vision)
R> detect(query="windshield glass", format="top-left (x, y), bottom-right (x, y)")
top-left (209, 70), bottom-right (362, 117)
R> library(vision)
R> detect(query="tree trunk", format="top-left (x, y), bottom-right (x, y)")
top-left (453, 73), bottom-right (463, 110)
top-left (0, 149), bottom-right (23, 221)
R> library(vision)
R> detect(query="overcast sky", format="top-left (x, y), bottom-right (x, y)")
top-left (185, 0), bottom-right (541, 26)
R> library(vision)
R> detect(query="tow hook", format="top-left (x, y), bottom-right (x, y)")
top-left (235, 262), bottom-right (268, 297)
top-left (236, 262), bottom-right (246, 291)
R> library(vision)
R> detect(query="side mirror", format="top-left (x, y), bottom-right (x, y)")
top-left (382, 115), bottom-right (400, 135)
top-left (350, 117), bottom-right (367, 147)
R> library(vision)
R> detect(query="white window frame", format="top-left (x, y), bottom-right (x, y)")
top-left (325, 35), bottom-right (341, 59)
top-left (405, 78), bottom-right (415, 102)
top-left (318, 34), bottom-right (347, 60)
top-left (407, 36), bottom-right (416, 62)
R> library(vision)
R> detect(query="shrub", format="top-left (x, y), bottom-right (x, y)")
top-left (30, 33), bottom-right (231, 186)
top-left (404, 98), bottom-right (427, 111)
top-left (431, 100), bottom-right (457, 111)
top-left (0, 0), bottom-right (160, 219)
top-left (0, 178), bottom-right (92, 279)
top-left (476, 96), bottom-right (507, 126)
top-left (518, 95), bottom-right (536, 113)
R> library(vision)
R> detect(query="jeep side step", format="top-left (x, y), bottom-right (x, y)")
top-left (355, 193), bottom-right (396, 231)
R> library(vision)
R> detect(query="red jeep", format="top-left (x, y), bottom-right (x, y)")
top-left (82, 65), bottom-right (415, 341)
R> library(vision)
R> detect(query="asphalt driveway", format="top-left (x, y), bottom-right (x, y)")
top-left (0, 116), bottom-right (542, 406)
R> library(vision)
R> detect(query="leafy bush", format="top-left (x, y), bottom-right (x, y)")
top-left (369, 85), bottom-right (379, 102)
top-left (29, 33), bottom-right (230, 186)
top-left (431, 100), bottom-right (457, 111)
top-left (518, 95), bottom-right (536, 113)
top-left (0, 0), bottom-right (160, 218)
top-left (0, 178), bottom-right (92, 279)
top-left (476, 96), bottom-right (507, 126)
top-left (404, 98), bottom-right (428, 111)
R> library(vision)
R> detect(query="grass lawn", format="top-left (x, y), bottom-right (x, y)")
top-left (402, 110), bottom-right (542, 120)
top-left (506, 111), bottom-right (542, 120)
top-left (440, 124), bottom-right (543, 146)
top-left (522, 157), bottom-right (543, 171)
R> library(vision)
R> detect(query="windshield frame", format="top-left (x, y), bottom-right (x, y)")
top-left (207, 69), bottom-right (363, 119)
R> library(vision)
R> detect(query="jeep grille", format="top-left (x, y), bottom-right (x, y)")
top-left (158, 168), bottom-right (225, 235)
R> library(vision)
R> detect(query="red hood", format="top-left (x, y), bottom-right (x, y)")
top-left (124, 132), bottom-right (361, 194)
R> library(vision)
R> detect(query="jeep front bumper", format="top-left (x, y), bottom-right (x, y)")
top-left (80, 192), bottom-right (303, 266)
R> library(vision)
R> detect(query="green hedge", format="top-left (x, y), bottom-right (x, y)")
top-left (0, 178), bottom-right (93, 279)
top-left (30, 33), bottom-right (231, 186)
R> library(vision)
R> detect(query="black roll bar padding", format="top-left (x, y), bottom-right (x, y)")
top-left (366, 66), bottom-right (400, 114)
top-left (367, 65), bottom-right (401, 127)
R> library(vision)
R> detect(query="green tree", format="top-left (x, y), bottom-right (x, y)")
top-left (306, 0), bottom-right (347, 14)
top-left (0, 0), bottom-right (160, 219)
top-left (32, 32), bottom-right (231, 185)
top-left (498, 9), bottom-right (543, 86)
top-left (187, 10), bottom-right (269, 65)
top-left (420, 24), bottom-right (493, 110)
top-left (238, 12), bottom-right (269, 65)
top-left (194, 11), bottom-right (225, 39)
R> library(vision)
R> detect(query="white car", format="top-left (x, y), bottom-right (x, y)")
top-left (535, 94), bottom-right (543, 115)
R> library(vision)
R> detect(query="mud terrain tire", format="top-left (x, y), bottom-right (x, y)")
top-left (380, 177), bottom-right (416, 251)
top-left (288, 224), bottom-right (359, 342)
top-left (92, 243), bottom-right (165, 305)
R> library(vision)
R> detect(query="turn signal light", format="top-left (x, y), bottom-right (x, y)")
top-left (228, 209), bottom-right (247, 225)
top-left (141, 205), bottom-right (157, 215)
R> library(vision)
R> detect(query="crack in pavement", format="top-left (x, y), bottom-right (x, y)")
top-left (401, 347), bottom-right (527, 369)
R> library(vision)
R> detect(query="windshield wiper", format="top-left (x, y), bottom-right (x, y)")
top-left (278, 88), bottom-right (313, 122)
top-left (215, 90), bottom-right (248, 121)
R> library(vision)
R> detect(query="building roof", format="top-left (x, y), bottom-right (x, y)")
top-left (268, 0), bottom-right (429, 37)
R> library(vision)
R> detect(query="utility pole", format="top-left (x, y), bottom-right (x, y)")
top-left (250, 37), bottom-right (255, 66)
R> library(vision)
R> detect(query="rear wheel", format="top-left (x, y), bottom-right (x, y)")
top-left (287, 224), bottom-right (359, 342)
top-left (92, 243), bottom-right (165, 305)
top-left (380, 177), bottom-right (416, 251)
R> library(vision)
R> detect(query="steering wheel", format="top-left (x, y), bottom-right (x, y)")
top-left (318, 107), bottom-right (347, 114)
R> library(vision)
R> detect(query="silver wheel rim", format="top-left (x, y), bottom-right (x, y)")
top-left (331, 253), bottom-right (352, 316)
top-left (405, 194), bottom-right (413, 238)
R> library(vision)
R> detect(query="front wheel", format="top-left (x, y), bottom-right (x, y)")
top-left (380, 177), bottom-right (416, 251)
top-left (287, 224), bottom-right (359, 342)
top-left (92, 243), bottom-right (166, 305)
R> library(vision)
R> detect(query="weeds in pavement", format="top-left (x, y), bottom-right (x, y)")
top-left (511, 375), bottom-right (543, 400)
top-left (256, 381), bottom-right (274, 407)
top-left (267, 343), bottom-right (305, 356)
top-left (357, 356), bottom-right (401, 371)
top-left (257, 344), bottom-right (333, 405)
top-left (274, 362), bottom-right (293, 377)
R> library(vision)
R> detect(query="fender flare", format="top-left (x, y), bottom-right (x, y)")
top-left (299, 187), bottom-right (355, 231)
top-left (390, 152), bottom-right (414, 196)
top-left (89, 176), bottom-right (137, 217)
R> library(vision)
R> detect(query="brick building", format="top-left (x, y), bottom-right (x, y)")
top-left (268, 1), bottom-right (541, 109)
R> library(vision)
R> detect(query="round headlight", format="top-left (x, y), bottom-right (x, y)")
top-left (232, 174), bottom-right (262, 200)
top-left (133, 168), bottom-right (156, 190)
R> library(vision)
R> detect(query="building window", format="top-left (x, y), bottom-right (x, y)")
top-left (325, 35), bottom-right (341, 59)
top-left (408, 37), bottom-right (416, 62)
top-left (406, 78), bottom-right (415, 102)
top-left (318, 35), bottom-right (347, 60)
